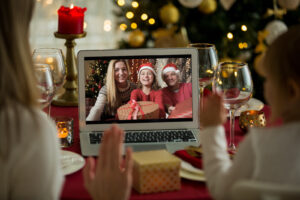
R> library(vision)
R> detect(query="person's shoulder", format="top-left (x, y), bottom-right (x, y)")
top-left (99, 85), bottom-right (107, 94)
top-left (153, 89), bottom-right (162, 95)
top-left (180, 82), bottom-right (192, 88)
top-left (131, 88), bottom-right (140, 93)
top-left (2, 105), bottom-right (57, 144)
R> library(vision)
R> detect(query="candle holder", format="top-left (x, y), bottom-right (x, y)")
top-left (54, 116), bottom-right (74, 148)
top-left (52, 31), bottom-right (86, 106)
top-left (239, 110), bottom-right (266, 132)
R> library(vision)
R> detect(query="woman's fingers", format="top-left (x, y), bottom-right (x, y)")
top-left (83, 157), bottom-right (96, 190)
top-left (124, 147), bottom-right (133, 176)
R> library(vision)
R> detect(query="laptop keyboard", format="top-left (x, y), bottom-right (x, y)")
top-left (89, 130), bottom-right (197, 144)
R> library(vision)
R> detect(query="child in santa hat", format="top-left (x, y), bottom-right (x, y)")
top-left (161, 63), bottom-right (192, 114)
top-left (130, 63), bottom-right (165, 119)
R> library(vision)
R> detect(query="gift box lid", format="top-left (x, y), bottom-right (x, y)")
top-left (133, 149), bottom-right (181, 165)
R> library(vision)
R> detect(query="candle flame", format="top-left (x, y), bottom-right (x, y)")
top-left (70, 4), bottom-right (74, 9)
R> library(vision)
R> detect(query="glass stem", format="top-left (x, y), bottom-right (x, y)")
top-left (200, 86), bottom-right (204, 112)
top-left (48, 104), bottom-right (51, 117)
top-left (229, 109), bottom-right (236, 152)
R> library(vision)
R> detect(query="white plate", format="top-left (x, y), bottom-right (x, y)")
top-left (180, 159), bottom-right (205, 182)
top-left (180, 169), bottom-right (206, 182)
top-left (61, 150), bottom-right (85, 176)
top-left (229, 98), bottom-right (264, 116)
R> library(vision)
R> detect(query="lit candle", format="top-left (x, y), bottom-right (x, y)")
top-left (57, 121), bottom-right (69, 139)
top-left (55, 117), bottom-right (74, 148)
top-left (57, 4), bottom-right (87, 34)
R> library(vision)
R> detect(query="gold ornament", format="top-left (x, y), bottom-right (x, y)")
top-left (159, 3), bottom-right (180, 25)
top-left (254, 53), bottom-right (265, 76)
top-left (128, 30), bottom-right (145, 47)
top-left (152, 26), bottom-right (189, 48)
top-left (254, 30), bottom-right (269, 53)
top-left (198, 0), bottom-right (217, 14)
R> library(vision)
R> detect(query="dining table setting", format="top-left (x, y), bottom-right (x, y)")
top-left (50, 97), bottom-right (270, 200)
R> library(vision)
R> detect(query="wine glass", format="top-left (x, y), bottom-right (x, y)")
top-left (188, 43), bottom-right (218, 110)
top-left (32, 48), bottom-right (66, 91)
top-left (34, 64), bottom-right (55, 115)
top-left (213, 62), bottom-right (253, 152)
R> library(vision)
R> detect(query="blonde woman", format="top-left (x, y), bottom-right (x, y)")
top-left (87, 60), bottom-right (136, 121)
top-left (0, 0), bottom-right (63, 199)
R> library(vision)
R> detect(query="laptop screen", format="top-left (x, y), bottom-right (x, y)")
top-left (84, 54), bottom-right (193, 124)
top-left (78, 48), bottom-right (199, 131)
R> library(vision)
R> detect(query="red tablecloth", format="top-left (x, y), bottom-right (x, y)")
top-left (51, 105), bottom-right (271, 200)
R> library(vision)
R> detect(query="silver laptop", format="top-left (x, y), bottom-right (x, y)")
top-left (78, 48), bottom-right (200, 156)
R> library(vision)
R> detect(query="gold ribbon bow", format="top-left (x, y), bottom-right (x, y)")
top-left (264, 8), bottom-right (287, 19)
top-left (255, 30), bottom-right (269, 53)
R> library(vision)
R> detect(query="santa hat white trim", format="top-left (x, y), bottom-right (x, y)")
top-left (162, 67), bottom-right (180, 74)
top-left (138, 63), bottom-right (156, 77)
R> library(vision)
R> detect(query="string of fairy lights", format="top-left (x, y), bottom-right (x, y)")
top-left (117, 0), bottom-right (155, 31)
top-left (226, 24), bottom-right (249, 50)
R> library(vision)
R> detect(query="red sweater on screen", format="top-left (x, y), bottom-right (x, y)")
top-left (161, 82), bottom-right (192, 107)
top-left (130, 89), bottom-right (166, 119)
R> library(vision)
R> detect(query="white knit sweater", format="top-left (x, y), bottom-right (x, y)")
top-left (0, 105), bottom-right (64, 200)
top-left (200, 121), bottom-right (300, 200)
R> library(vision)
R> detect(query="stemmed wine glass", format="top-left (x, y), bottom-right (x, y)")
top-left (188, 43), bottom-right (218, 110)
top-left (32, 48), bottom-right (66, 93)
top-left (34, 64), bottom-right (55, 115)
top-left (213, 62), bottom-right (253, 152)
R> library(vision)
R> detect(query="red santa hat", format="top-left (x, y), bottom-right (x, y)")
top-left (138, 63), bottom-right (156, 77)
top-left (162, 63), bottom-right (180, 78)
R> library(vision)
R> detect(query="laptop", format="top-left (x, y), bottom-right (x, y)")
top-left (78, 48), bottom-right (200, 156)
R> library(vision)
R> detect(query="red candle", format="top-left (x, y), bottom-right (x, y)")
top-left (57, 5), bottom-right (87, 34)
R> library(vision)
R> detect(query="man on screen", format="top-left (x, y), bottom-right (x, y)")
top-left (161, 63), bottom-right (192, 115)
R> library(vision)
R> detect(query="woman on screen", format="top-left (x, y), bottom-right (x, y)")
top-left (87, 60), bottom-right (136, 121)
top-left (130, 63), bottom-right (165, 119)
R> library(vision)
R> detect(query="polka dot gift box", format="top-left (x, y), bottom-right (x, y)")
top-left (132, 150), bottom-right (181, 194)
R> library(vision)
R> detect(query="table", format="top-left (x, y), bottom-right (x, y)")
top-left (52, 105), bottom-right (271, 200)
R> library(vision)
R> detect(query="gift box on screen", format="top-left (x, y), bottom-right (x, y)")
top-left (117, 101), bottom-right (159, 120)
top-left (132, 149), bottom-right (181, 194)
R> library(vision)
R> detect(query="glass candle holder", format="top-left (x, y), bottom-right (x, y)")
top-left (54, 116), bottom-right (74, 147)
top-left (239, 110), bottom-right (266, 132)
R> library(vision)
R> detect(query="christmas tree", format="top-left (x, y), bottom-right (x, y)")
top-left (112, 0), bottom-right (300, 101)
top-left (85, 60), bottom-right (109, 98)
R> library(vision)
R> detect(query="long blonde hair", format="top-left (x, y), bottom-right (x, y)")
top-left (0, 0), bottom-right (38, 158)
top-left (105, 59), bottom-right (130, 113)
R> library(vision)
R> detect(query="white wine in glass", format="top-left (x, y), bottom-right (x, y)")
top-left (213, 62), bottom-right (253, 152)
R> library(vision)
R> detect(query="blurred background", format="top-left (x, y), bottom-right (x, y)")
top-left (30, 0), bottom-right (300, 102)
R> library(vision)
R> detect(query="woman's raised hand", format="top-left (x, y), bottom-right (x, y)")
top-left (83, 125), bottom-right (133, 200)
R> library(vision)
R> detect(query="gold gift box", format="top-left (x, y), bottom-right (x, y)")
top-left (132, 149), bottom-right (181, 194)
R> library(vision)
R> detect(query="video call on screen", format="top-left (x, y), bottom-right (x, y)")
top-left (85, 55), bottom-right (193, 124)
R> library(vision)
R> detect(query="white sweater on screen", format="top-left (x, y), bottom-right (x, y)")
top-left (200, 122), bottom-right (300, 200)
top-left (0, 105), bottom-right (64, 200)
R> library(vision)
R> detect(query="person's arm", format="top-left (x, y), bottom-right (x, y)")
top-left (86, 87), bottom-right (107, 121)
top-left (154, 90), bottom-right (166, 118)
top-left (200, 94), bottom-right (254, 200)
top-left (161, 88), bottom-right (174, 114)
top-left (83, 125), bottom-right (133, 200)
top-left (129, 89), bottom-right (139, 102)
top-left (11, 112), bottom-right (64, 200)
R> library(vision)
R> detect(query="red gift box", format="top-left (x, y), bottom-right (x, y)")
top-left (117, 101), bottom-right (159, 120)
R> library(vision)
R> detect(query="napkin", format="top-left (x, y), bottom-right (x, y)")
top-left (174, 150), bottom-right (203, 169)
